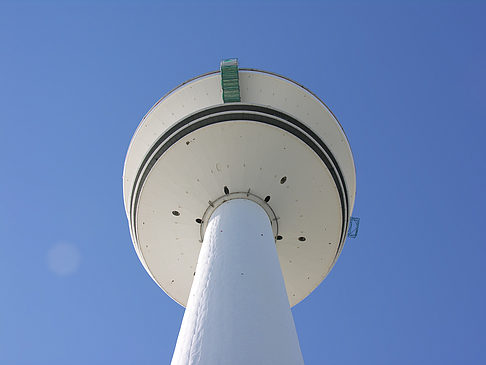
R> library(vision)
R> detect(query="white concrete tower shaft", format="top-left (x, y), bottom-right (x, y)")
top-left (123, 66), bottom-right (357, 365)
top-left (171, 199), bottom-right (304, 365)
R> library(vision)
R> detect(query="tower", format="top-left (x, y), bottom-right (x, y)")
top-left (123, 59), bottom-right (356, 364)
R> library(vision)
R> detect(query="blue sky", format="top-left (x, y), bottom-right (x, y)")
top-left (1, 1), bottom-right (485, 364)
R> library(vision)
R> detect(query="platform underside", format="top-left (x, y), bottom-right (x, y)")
top-left (133, 114), bottom-right (346, 307)
top-left (123, 70), bottom-right (356, 307)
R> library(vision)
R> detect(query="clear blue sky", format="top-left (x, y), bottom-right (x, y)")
top-left (1, 1), bottom-right (485, 364)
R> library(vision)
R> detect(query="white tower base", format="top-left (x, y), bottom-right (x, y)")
top-left (171, 199), bottom-right (304, 365)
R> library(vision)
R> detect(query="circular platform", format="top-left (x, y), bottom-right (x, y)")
top-left (123, 69), bottom-right (356, 307)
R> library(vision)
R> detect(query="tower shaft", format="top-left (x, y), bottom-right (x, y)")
top-left (171, 199), bottom-right (304, 365)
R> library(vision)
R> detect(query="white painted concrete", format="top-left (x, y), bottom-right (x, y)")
top-left (124, 69), bottom-right (356, 307)
top-left (171, 199), bottom-right (304, 365)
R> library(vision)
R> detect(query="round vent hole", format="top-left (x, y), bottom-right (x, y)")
top-left (264, 195), bottom-right (271, 202)
top-left (195, 218), bottom-right (203, 224)
top-left (298, 236), bottom-right (306, 242)
top-left (224, 186), bottom-right (229, 195)
top-left (172, 210), bottom-right (180, 216)
top-left (280, 176), bottom-right (287, 184)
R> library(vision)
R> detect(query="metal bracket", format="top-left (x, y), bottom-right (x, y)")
top-left (347, 217), bottom-right (360, 238)
top-left (220, 58), bottom-right (241, 103)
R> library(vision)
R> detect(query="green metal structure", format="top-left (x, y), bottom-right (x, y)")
top-left (220, 58), bottom-right (241, 103)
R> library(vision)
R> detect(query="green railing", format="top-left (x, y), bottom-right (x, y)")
top-left (220, 58), bottom-right (241, 103)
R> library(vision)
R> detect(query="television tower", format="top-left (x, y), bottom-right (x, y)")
top-left (123, 59), bottom-right (356, 364)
